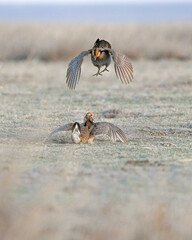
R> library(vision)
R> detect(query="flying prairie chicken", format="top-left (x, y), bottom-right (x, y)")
top-left (66, 39), bottom-right (134, 89)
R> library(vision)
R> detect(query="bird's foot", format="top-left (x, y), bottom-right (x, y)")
top-left (100, 67), bottom-right (109, 74)
top-left (93, 72), bottom-right (102, 76)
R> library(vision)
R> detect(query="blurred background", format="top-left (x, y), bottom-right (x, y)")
top-left (0, 0), bottom-right (192, 61)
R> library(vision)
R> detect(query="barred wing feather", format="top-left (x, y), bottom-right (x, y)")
top-left (90, 122), bottom-right (128, 143)
top-left (106, 48), bottom-right (133, 84)
top-left (48, 123), bottom-right (74, 139)
top-left (66, 50), bottom-right (91, 89)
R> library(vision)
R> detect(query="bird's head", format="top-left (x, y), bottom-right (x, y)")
top-left (93, 38), bottom-right (111, 49)
top-left (84, 112), bottom-right (94, 125)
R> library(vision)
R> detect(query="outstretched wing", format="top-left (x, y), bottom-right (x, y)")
top-left (48, 123), bottom-right (74, 139)
top-left (103, 48), bottom-right (133, 84)
top-left (66, 50), bottom-right (91, 89)
top-left (90, 122), bottom-right (128, 143)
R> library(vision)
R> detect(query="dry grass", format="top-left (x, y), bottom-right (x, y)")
top-left (0, 22), bottom-right (192, 240)
top-left (0, 22), bottom-right (192, 61)
top-left (0, 58), bottom-right (192, 240)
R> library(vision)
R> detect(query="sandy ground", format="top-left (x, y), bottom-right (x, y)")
top-left (0, 59), bottom-right (192, 240)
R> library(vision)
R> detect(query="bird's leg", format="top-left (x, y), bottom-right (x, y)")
top-left (93, 67), bottom-right (102, 76)
top-left (100, 66), bottom-right (109, 74)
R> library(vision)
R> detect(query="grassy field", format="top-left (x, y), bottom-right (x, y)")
top-left (0, 22), bottom-right (192, 61)
top-left (0, 22), bottom-right (192, 240)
